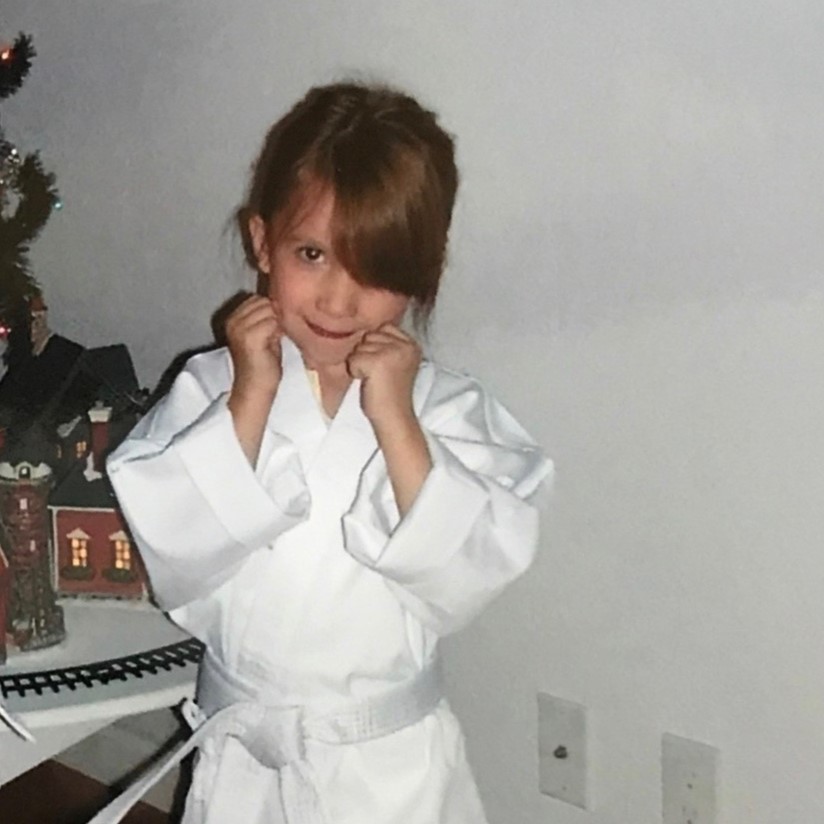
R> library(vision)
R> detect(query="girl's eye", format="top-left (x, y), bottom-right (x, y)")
top-left (298, 246), bottom-right (324, 263)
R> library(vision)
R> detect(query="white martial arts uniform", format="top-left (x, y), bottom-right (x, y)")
top-left (106, 336), bottom-right (551, 824)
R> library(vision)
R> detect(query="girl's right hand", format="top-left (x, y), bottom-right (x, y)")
top-left (225, 294), bottom-right (283, 399)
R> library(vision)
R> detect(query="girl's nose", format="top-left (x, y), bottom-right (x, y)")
top-left (317, 268), bottom-right (358, 318)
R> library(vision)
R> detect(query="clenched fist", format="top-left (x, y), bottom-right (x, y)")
top-left (225, 294), bottom-right (283, 400)
top-left (346, 324), bottom-right (421, 429)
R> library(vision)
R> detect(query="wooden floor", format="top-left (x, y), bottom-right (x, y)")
top-left (0, 760), bottom-right (171, 824)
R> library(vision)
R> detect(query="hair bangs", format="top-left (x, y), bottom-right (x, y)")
top-left (328, 143), bottom-right (445, 306)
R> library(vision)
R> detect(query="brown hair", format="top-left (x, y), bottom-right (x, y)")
top-left (238, 81), bottom-right (458, 321)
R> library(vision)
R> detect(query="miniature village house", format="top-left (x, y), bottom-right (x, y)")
top-left (49, 402), bottom-right (147, 600)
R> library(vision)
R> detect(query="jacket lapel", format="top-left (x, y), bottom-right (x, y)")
top-left (265, 337), bottom-right (329, 469)
top-left (314, 377), bottom-right (378, 482)
top-left (265, 337), bottom-right (378, 488)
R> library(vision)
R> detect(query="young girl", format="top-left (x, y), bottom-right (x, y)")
top-left (101, 82), bottom-right (551, 824)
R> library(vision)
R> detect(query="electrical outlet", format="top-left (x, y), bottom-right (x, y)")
top-left (537, 692), bottom-right (588, 809)
top-left (662, 733), bottom-right (719, 824)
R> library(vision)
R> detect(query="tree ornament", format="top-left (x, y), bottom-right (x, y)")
top-left (0, 34), bottom-right (34, 101)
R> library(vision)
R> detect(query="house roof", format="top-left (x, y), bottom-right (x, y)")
top-left (0, 342), bottom-right (146, 462)
top-left (0, 421), bottom-right (54, 466)
top-left (48, 408), bottom-right (138, 509)
top-left (49, 457), bottom-right (119, 510)
top-left (41, 343), bottom-right (143, 424)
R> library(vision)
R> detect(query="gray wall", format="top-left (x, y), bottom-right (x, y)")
top-left (5, 2), bottom-right (824, 822)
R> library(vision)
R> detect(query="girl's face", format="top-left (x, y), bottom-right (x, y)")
top-left (249, 189), bottom-right (410, 371)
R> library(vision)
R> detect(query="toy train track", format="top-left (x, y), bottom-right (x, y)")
top-left (0, 638), bottom-right (204, 699)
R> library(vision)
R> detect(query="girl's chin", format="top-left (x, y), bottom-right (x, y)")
top-left (297, 341), bottom-right (356, 372)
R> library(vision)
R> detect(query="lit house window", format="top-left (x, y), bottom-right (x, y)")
top-left (71, 537), bottom-right (89, 567)
top-left (19, 497), bottom-right (28, 511)
top-left (61, 528), bottom-right (95, 581)
top-left (75, 440), bottom-right (88, 459)
top-left (113, 538), bottom-right (132, 571)
top-left (105, 530), bottom-right (137, 583)
top-left (67, 528), bottom-right (91, 567)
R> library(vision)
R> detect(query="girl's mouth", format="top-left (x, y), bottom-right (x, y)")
top-left (305, 320), bottom-right (356, 340)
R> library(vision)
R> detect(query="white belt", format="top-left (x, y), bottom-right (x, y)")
top-left (87, 654), bottom-right (443, 824)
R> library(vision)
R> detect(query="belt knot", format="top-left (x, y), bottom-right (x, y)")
top-left (186, 699), bottom-right (306, 771)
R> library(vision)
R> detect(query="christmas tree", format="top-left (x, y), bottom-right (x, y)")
top-left (0, 31), bottom-right (60, 371)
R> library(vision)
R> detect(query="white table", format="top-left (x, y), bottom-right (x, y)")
top-left (0, 601), bottom-right (199, 786)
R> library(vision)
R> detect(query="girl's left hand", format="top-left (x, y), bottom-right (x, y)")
top-left (346, 324), bottom-right (421, 428)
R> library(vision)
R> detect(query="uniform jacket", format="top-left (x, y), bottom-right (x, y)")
top-left (107, 336), bottom-right (551, 824)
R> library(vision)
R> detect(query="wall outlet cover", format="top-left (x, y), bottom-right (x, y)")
top-left (662, 732), bottom-right (719, 824)
top-left (537, 692), bottom-right (588, 809)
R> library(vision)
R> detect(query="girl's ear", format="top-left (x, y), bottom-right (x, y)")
top-left (248, 214), bottom-right (272, 275)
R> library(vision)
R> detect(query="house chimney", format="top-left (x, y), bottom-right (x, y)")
top-left (88, 402), bottom-right (112, 472)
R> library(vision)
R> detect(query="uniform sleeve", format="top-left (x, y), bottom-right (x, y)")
top-left (106, 358), bottom-right (310, 611)
top-left (342, 373), bottom-right (552, 635)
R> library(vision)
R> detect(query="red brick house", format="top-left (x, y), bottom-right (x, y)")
top-left (49, 403), bottom-right (148, 600)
